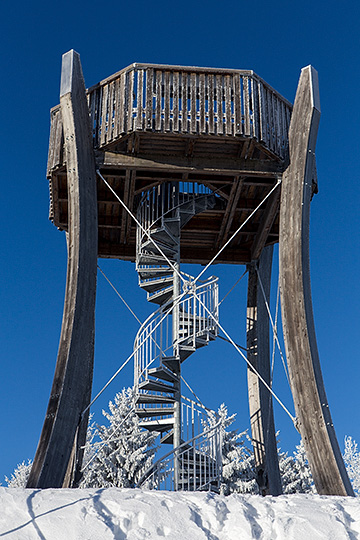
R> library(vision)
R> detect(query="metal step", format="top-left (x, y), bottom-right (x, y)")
top-left (139, 417), bottom-right (175, 432)
top-left (179, 345), bottom-right (196, 362)
top-left (136, 394), bottom-right (175, 405)
top-left (148, 366), bottom-right (179, 383)
top-left (141, 239), bottom-right (178, 257)
top-left (161, 356), bottom-right (180, 373)
top-left (137, 267), bottom-right (172, 280)
top-left (162, 217), bottom-right (180, 237)
top-left (147, 286), bottom-right (173, 305)
top-left (135, 407), bottom-right (175, 418)
top-left (138, 379), bottom-right (176, 393)
top-left (160, 429), bottom-right (174, 445)
top-left (137, 254), bottom-right (175, 266)
top-left (149, 227), bottom-right (178, 247)
top-left (140, 276), bottom-right (173, 294)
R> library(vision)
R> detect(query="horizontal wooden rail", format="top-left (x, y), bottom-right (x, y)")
top-left (47, 64), bottom-right (292, 175)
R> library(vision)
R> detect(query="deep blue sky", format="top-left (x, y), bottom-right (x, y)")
top-left (1, 0), bottom-right (360, 482)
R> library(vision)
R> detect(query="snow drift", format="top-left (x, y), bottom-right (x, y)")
top-left (1, 487), bottom-right (360, 539)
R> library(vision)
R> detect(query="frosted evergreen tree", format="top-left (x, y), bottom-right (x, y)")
top-left (207, 403), bottom-right (257, 495)
top-left (278, 438), bottom-right (315, 494)
top-left (343, 436), bottom-right (360, 495)
top-left (80, 387), bottom-right (158, 488)
top-left (5, 460), bottom-right (33, 487)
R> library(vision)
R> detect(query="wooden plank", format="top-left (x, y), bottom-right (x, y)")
top-left (225, 74), bottom-right (232, 135)
top-left (164, 71), bottom-right (171, 131)
top-left (127, 69), bottom-right (135, 132)
top-left (190, 72), bottom-right (197, 133)
top-left (199, 73), bottom-right (206, 133)
top-left (126, 171), bottom-right (136, 241)
top-left (208, 74), bottom-right (215, 134)
top-left (100, 83), bottom-right (109, 146)
top-left (113, 77), bottom-right (120, 139)
top-left (120, 169), bottom-right (131, 243)
top-left (216, 74), bottom-right (224, 135)
top-left (118, 71), bottom-right (126, 134)
top-left (181, 72), bottom-right (188, 132)
top-left (234, 75), bottom-right (242, 135)
top-left (136, 68), bottom-right (144, 131)
top-left (145, 68), bottom-right (154, 130)
top-left (173, 71), bottom-right (180, 132)
top-left (279, 65), bottom-right (353, 496)
top-left (252, 77), bottom-right (260, 140)
top-left (155, 70), bottom-right (162, 131)
top-left (247, 246), bottom-right (282, 495)
top-left (27, 50), bottom-right (98, 489)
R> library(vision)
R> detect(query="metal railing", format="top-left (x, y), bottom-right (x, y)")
top-left (137, 419), bottom-right (222, 491)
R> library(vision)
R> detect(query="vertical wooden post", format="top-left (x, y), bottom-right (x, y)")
top-left (279, 66), bottom-right (353, 495)
top-left (27, 50), bottom-right (98, 488)
top-left (247, 246), bottom-right (282, 496)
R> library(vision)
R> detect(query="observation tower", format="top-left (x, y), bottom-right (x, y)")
top-left (27, 50), bottom-right (353, 496)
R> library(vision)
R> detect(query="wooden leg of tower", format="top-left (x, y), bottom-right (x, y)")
top-left (247, 246), bottom-right (282, 496)
top-left (27, 50), bottom-right (98, 489)
top-left (279, 66), bottom-right (353, 496)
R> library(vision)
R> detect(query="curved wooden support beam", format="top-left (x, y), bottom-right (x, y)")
top-left (27, 50), bottom-right (98, 488)
top-left (279, 66), bottom-right (353, 496)
top-left (247, 246), bottom-right (282, 496)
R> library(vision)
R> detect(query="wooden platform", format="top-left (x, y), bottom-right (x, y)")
top-left (47, 63), bottom-right (292, 264)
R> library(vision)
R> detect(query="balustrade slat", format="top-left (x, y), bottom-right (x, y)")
top-left (275, 95), bottom-right (281, 156)
top-left (127, 69), bottom-right (135, 132)
top-left (136, 69), bottom-right (144, 130)
top-left (258, 81), bottom-right (266, 144)
top-left (113, 77), bottom-right (120, 139)
top-left (252, 77), bottom-right (260, 140)
top-left (199, 73), bottom-right (206, 134)
top-left (100, 84), bottom-right (109, 146)
top-left (233, 75), bottom-right (242, 135)
top-left (155, 70), bottom-right (162, 131)
top-left (181, 72), bottom-right (188, 132)
top-left (109, 81), bottom-right (116, 142)
top-left (225, 74), bottom-right (232, 135)
top-left (164, 71), bottom-right (171, 131)
top-left (215, 74), bottom-right (223, 135)
top-left (190, 73), bottom-right (197, 133)
top-left (208, 74), bottom-right (215, 134)
top-left (173, 71), bottom-right (180, 132)
top-left (145, 68), bottom-right (153, 130)
top-left (119, 71), bottom-right (126, 134)
top-left (244, 76), bottom-right (251, 136)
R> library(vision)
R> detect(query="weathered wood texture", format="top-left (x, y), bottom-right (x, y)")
top-left (279, 66), bottom-right (353, 496)
top-left (47, 63), bottom-right (292, 173)
top-left (27, 50), bottom-right (98, 488)
top-left (247, 246), bottom-right (282, 496)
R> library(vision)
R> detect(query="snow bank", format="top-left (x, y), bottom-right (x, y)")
top-left (1, 487), bottom-right (360, 539)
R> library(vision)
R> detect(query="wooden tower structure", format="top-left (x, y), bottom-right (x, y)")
top-left (27, 50), bottom-right (354, 496)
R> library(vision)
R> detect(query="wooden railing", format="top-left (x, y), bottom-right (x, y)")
top-left (47, 63), bottom-right (292, 173)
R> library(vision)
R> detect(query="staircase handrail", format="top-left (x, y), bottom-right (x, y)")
top-left (136, 418), bottom-right (222, 488)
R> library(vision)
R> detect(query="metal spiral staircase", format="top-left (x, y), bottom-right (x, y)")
top-left (133, 182), bottom-right (222, 491)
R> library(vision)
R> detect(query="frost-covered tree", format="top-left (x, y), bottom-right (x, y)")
top-left (80, 387), bottom-right (158, 488)
top-left (207, 403), bottom-right (257, 495)
top-left (278, 439), bottom-right (315, 494)
top-left (5, 459), bottom-right (33, 487)
top-left (343, 436), bottom-right (360, 495)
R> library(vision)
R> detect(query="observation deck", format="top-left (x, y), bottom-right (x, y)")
top-left (47, 63), bottom-right (293, 264)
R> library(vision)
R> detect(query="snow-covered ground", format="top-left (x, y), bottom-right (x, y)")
top-left (1, 488), bottom-right (360, 539)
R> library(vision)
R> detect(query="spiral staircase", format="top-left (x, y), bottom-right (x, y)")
top-left (133, 182), bottom-right (222, 491)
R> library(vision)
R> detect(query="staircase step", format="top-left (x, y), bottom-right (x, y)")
top-left (138, 380), bottom-right (176, 393)
top-left (162, 217), bottom-right (180, 237)
top-left (141, 239), bottom-right (178, 257)
top-left (148, 366), bottom-right (179, 383)
top-left (135, 407), bottom-right (174, 418)
top-left (139, 418), bottom-right (174, 432)
top-left (140, 276), bottom-right (173, 294)
top-left (149, 227), bottom-right (178, 247)
top-left (136, 394), bottom-right (175, 405)
top-left (161, 356), bottom-right (180, 373)
top-left (137, 254), bottom-right (175, 266)
top-left (138, 267), bottom-right (172, 280)
top-left (179, 345), bottom-right (196, 362)
top-left (147, 286), bottom-right (173, 305)
top-left (160, 429), bottom-right (174, 445)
